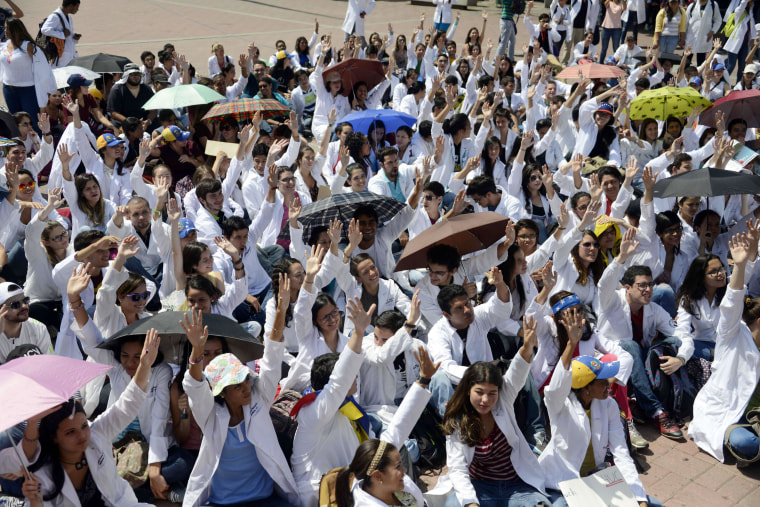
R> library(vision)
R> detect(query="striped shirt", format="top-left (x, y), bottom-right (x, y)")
top-left (501, 0), bottom-right (514, 20)
top-left (468, 424), bottom-right (518, 481)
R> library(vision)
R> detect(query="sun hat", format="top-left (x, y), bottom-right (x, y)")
top-left (204, 353), bottom-right (252, 396)
top-left (122, 63), bottom-right (141, 76)
top-left (96, 133), bottom-right (125, 151)
top-left (572, 355), bottom-right (620, 389)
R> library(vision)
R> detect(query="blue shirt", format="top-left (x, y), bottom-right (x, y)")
top-left (208, 422), bottom-right (274, 504)
top-left (382, 170), bottom-right (406, 203)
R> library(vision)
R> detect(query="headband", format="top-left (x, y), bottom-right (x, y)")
top-left (552, 294), bottom-right (581, 314)
top-left (366, 440), bottom-right (388, 477)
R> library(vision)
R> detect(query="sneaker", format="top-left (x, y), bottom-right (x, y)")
top-left (653, 412), bottom-right (684, 440)
top-left (167, 488), bottom-right (185, 504)
top-left (629, 400), bottom-right (646, 425)
top-left (627, 419), bottom-right (649, 449)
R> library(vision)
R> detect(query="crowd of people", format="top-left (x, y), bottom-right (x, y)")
top-left (0, 0), bottom-right (759, 506)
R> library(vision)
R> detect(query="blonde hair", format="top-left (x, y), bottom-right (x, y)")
top-left (211, 43), bottom-right (223, 53)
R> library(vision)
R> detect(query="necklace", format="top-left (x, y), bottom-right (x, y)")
top-left (62, 456), bottom-right (88, 470)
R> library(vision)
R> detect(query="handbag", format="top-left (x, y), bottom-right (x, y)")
top-left (724, 407), bottom-right (760, 465)
top-left (112, 432), bottom-right (149, 488)
top-left (722, 11), bottom-right (746, 38)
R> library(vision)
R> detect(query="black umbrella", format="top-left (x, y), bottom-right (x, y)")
top-left (278, 190), bottom-right (407, 243)
top-left (69, 53), bottom-right (133, 73)
top-left (652, 168), bottom-right (760, 198)
top-left (657, 52), bottom-right (682, 65)
top-left (100, 312), bottom-right (263, 364)
top-left (0, 111), bottom-right (20, 138)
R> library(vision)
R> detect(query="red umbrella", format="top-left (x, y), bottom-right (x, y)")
top-left (556, 62), bottom-right (626, 79)
top-left (394, 212), bottom-right (509, 272)
top-left (202, 98), bottom-right (289, 123)
top-left (323, 58), bottom-right (385, 97)
top-left (699, 90), bottom-right (760, 128)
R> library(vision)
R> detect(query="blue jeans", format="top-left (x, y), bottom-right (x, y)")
top-left (658, 35), bottom-right (679, 54)
top-left (599, 27), bottom-right (622, 63)
top-left (471, 478), bottom-right (552, 507)
top-left (618, 336), bottom-right (681, 418)
top-left (2, 239), bottom-right (27, 286)
top-left (429, 368), bottom-right (455, 419)
top-left (2, 84), bottom-right (39, 118)
top-left (498, 18), bottom-right (517, 61)
top-left (621, 11), bottom-right (639, 43)
top-left (652, 283), bottom-right (676, 318)
top-left (256, 245), bottom-right (285, 276)
top-left (692, 339), bottom-right (714, 362)
top-left (0, 423), bottom-right (26, 496)
top-left (727, 416), bottom-right (760, 461)
top-left (232, 283), bottom-right (272, 331)
top-left (160, 446), bottom-right (196, 487)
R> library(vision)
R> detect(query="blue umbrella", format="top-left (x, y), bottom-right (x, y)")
top-left (342, 109), bottom-right (417, 135)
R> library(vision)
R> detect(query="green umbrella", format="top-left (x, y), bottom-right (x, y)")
top-left (630, 86), bottom-right (712, 121)
top-left (143, 84), bottom-right (225, 110)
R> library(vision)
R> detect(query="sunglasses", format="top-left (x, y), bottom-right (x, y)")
top-left (279, 177), bottom-right (296, 184)
top-left (123, 291), bottom-right (150, 302)
top-left (580, 241), bottom-right (600, 249)
top-left (221, 125), bottom-right (235, 131)
top-left (423, 194), bottom-right (437, 201)
top-left (7, 297), bottom-right (30, 310)
top-left (109, 247), bottom-right (118, 260)
top-left (18, 180), bottom-right (36, 191)
top-left (530, 174), bottom-right (541, 182)
top-left (634, 282), bottom-right (655, 291)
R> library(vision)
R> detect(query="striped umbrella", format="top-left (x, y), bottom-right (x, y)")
top-left (202, 98), bottom-right (290, 123)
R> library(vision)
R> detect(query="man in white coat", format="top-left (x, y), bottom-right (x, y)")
top-left (40, 0), bottom-right (80, 68)
top-left (684, 0), bottom-right (723, 66)
top-left (342, 0), bottom-right (376, 46)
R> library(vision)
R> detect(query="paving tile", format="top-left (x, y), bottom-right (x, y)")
top-left (716, 474), bottom-right (759, 504)
top-left (694, 465), bottom-right (736, 491)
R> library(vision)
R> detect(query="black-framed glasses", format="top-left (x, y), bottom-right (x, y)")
top-left (318, 309), bottom-right (340, 323)
top-left (279, 177), bottom-right (296, 184)
top-left (664, 225), bottom-right (683, 234)
top-left (426, 267), bottom-right (448, 277)
top-left (8, 297), bottom-right (30, 310)
top-left (51, 230), bottom-right (69, 242)
top-left (634, 282), bottom-right (655, 291)
top-left (123, 291), bottom-right (150, 302)
top-left (706, 267), bottom-right (727, 277)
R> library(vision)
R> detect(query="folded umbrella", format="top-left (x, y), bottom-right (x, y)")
top-left (68, 53), bottom-right (133, 73)
top-left (53, 66), bottom-right (101, 89)
top-left (101, 311), bottom-right (263, 364)
top-left (288, 190), bottom-right (406, 244)
top-left (342, 109), bottom-right (418, 135)
top-left (630, 86), bottom-right (712, 121)
top-left (395, 212), bottom-right (509, 272)
top-left (202, 98), bottom-right (290, 123)
top-left (0, 355), bottom-right (111, 433)
top-left (143, 84), bottom-right (225, 110)
top-left (323, 58), bottom-right (386, 97)
top-left (699, 90), bottom-right (760, 128)
top-left (556, 62), bottom-right (626, 79)
top-left (652, 167), bottom-right (760, 198)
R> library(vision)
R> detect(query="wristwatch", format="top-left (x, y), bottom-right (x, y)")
top-left (404, 322), bottom-right (418, 337)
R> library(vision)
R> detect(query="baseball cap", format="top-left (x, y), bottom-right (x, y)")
top-left (204, 353), bottom-right (252, 396)
top-left (572, 355), bottom-right (620, 389)
top-left (604, 56), bottom-right (616, 65)
top-left (713, 63), bottom-right (726, 71)
top-left (97, 133), bottom-right (126, 151)
top-left (67, 74), bottom-right (93, 88)
top-left (596, 102), bottom-right (614, 115)
top-left (152, 73), bottom-right (169, 84)
top-left (276, 50), bottom-right (287, 60)
top-left (162, 125), bottom-right (191, 142)
top-left (123, 63), bottom-right (141, 76)
top-left (88, 88), bottom-right (103, 100)
top-left (626, 34), bottom-right (636, 41)
top-left (0, 282), bottom-right (24, 307)
top-left (5, 344), bottom-right (43, 363)
top-left (689, 76), bottom-right (702, 86)
top-left (745, 63), bottom-right (759, 75)
top-left (177, 218), bottom-right (197, 239)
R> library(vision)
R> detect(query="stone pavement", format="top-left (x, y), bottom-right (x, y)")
top-left (22, 0), bottom-right (760, 504)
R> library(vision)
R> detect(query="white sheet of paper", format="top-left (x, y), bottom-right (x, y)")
top-left (205, 140), bottom-right (238, 158)
top-left (558, 465), bottom-right (639, 507)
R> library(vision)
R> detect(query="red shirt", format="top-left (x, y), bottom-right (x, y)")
top-left (469, 424), bottom-right (518, 481)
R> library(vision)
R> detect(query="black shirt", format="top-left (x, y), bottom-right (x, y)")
top-left (574, 0), bottom-right (588, 28)
top-left (107, 83), bottom-right (154, 120)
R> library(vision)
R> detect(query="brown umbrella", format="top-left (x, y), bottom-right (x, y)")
top-left (323, 58), bottom-right (385, 97)
top-left (556, 62), bottom-right (626, 79)
top-left (394, 212), bottom-right (509, 272)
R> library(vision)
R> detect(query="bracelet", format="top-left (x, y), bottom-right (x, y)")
top-left (233, 258), bottom-right (243, 265)
top-left (188, 354), bottom-right (204, 365)
top-left (69, 299), bottom-right (84, 311)
top-left (557, 226), bottom-right (566, 230)
top-left (235, 267), bottom-right (245, 272)
top-left (678, 357), bottom-right (686, 365)
top-left (153, 209), bottom-right (162, 214)
top-left (417, 376), bottom-right (432, 387)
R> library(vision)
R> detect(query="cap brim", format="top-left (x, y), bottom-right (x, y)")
top-left (595, 360), bottom-right (620, 380)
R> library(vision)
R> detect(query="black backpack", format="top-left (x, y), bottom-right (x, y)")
top-left (269, 388), bottom-right (302, 466)
top-left (35, 12), bottom-right (65, 64)
top-left (409, 406), bottom-right (446, 472)
top-left (512, 0), bottom-right (526, 16)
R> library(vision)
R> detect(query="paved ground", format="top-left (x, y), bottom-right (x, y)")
top-left (22, 0), bottom-right (760, 504)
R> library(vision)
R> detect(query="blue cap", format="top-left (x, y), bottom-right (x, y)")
top-left (689, 76), bottom-right (702, 86)
top-left (713, 63), bottom-right (726, 71)
top-left (605, 56), bottom-right (616, 65)
top-left (67, 74), bottom-right (93, 88)
top-left (162, 125), bottom-right (191, 142)
top-left (177, 218), bottom-right (197, 239)
top-left (596, 102), bottom-right (614, 115)
top-left (97, 133), bottom-right (125, 151)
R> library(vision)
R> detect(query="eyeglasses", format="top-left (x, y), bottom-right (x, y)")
top-left (530, 174), bottom-right (542, 182)
top-left (634, 281), bottom-right (655, 291)
top-left (123, 291), bottom-right (150, 302)
top-left (18, 181), bottom-right (36, 191)
top-left (580, 241), bottom-right (600, 249)
top-left (426, 267), bottom-right (449, 277)
top-left (50, 230), bottom-right (69, 242)
top-left (517, 234), bottom-right (537, 240)
top-left (423, 194), bottom-right (437, 201)
top-left (319, 309), bottom-right (341, 323)
top-left (664, 225), bottom-right (683, 235)
top-left (7, 297), bottom-right (30, 310)
top-left (279, 177), bottom-right (296, 184)
top-left (706, 267), bottom-right (727, 277)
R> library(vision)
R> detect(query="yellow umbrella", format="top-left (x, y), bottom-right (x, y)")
top-left (629, 86), bottom-right (712, 121)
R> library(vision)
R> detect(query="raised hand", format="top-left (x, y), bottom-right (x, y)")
top-left (729, 233), bottom-right (751, 265)
top-left (214, 236), bottom-right (241, 262)
top-left (288, 195), bottom-right (302, 226)
top-left (346, 296), bottom-right (375, 334)
top-left (180, 309), bottom-right (208, 350)
top-left (578, 200), bottom-right (601, 229)
top-left (140, 329), bottom-right (161, 368)
top-left (413, 345), bottom-right (441, 381)
top-left (541, 260), bottom-right (557, 290)
top-left (117, 235), bottom-right (140, 259)
top-left (522, 314), bottom-right (538, 353)
top-left (277, 272), bottom-right (292, 307)
top-left (37, 113), bottom-right (51, 136)
top-left (617, 227), bottom-right (639, 261)
top-left (305, 243), bottom-right (326, 279)
top-left (166, 198), bottom-right (181, 223)
top-left (56, 143), bottom-right (75, 165)
top-left (66, 263), bottom-right (91, 300)
top-left (347, 218), bottom-right (362, 246)
top-left (560, 307), bottom-right (585, 345)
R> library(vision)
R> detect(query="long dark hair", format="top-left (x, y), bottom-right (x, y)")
top-left (442, 362), bottom-right (504, 446)
top-left (182, 241), bottom-right (210, 275)
top-left (676, 254), bottom-right (726, 317)
top-left (521, 163), bottom-right (547, 214)
top-left (6, 18), bottom-right (38, 53)
top-left (549, 290), bottom-right (593, 358)
top-left (30, 399), bottom-right (87, 501)
top-left (442, 113), bottom-right (469, 140)
top-left (335, 439), bottom-right (398, 507)
top-left (481, 136), bottom-right (502, 181)
top-left (311, 292), bottom-right (338, 329)
top-left (571, 231), bottom-right (606, 286)
top-left (272, 258), bottom-right (301, 326)
top-left (346, 132), bottom-right (371, 172)
top-left (75, 174), bottom-right (106, 226)
top-left (480, 243), bottom-right (527, 314)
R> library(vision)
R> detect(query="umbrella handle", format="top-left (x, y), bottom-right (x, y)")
top-left (7, 429), bottom-right (31, 480)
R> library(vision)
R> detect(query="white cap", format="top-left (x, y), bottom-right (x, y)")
top-left (0, 282), bottom-right (23, 306)
top-left (745, 63), bottom-right (759, 75)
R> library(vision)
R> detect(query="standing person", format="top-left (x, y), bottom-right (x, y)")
top-left (653, 0), bottom-right (686, 53)
top-left (599, 0), bottom-right (626, 63)
top-left (40, 0), bottom-right (80, 68)
top-left (0, 18), bottom-right (56, 117)
top-left (552, 0), bottom-right (572, 60)
top-left (342, 0), bottom-right (376, 47)
top-left (569, 0), bottom-right (601, 57)
top-left (723, 0), bottom-right (756, 78)
top-left (434, 0), bottom-right (457, 32)
top-left (684, 0), bottom-right (722, 66)
top-left (621, 0), bottom-right (644, 44)
top-left (497, 0), bottom-right (518, 61)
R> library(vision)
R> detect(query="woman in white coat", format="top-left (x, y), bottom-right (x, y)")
top-left (342, 0), bottom-right (376, 44)
top-left (539, 310), bottom-right (661, 507)
top-left (310, 41), bottom-right (351, 144)
top-left (436, 318), bottom-right (553, 507)
top-left (182, 302), bottom-right (300, 507)
top-left (21, 331), bottom-right (160, 507)
top-left (690, 234), bottom-right (760, 466)
top-left (723, 0), bottom-right (756, 77)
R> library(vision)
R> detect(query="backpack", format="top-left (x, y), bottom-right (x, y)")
top-left (269, 388), bottom-right (302, 465)
top-left (512, 0), bottom-right (527, 16)
top-left (722, 10), bottom-right (746, 38)
top-left (35, 12), bottom-right (65, 63)
top-left (408, 405), bottom-right (446, 472)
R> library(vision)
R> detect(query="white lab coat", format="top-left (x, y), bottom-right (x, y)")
top-left (40, 8), bottom-right (77, 67)
top-left (342, 0), bottom-right (376, 36)
top-left (570, 0), bottom-right (601, 31)
top-left (539, 362), bottom-right (647, 501)
top-left (183, 338), bottom-right (300, 507)
top-left (723, 0), bottom-right (756, 56)
top-left (685, 0), bottom-right (723, 54)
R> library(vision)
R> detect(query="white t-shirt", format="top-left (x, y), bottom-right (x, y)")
top-left (0, 318), bottom-right (53, 363)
